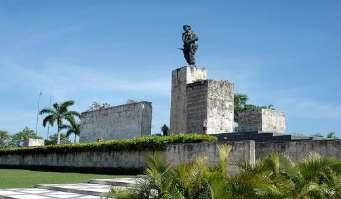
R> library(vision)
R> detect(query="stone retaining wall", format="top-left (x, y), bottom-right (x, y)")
top-left (255, 140), bottom-right (341, 161)
top-left (1, 140), bottom-right (339, 174)
top-left (0, 141), bottom-right (254, 174)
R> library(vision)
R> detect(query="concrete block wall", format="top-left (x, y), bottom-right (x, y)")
top-left (170, 66), bottom-right (207, 134)
top-left (238, 109), bottom-right (286, 134)
top-left (206, 80), bottom-right (234, 134)
top-left (186, 81), bottom-right (208, 133)
top-left (186, 80), bottom-right (234, 134)
top-left (261, 109), bottom-right (286, 133)
top-left (79, 101), bottom-right (152, 142)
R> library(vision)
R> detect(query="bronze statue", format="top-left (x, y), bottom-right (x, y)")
top-left (181, 25), bottom-right (198, 65)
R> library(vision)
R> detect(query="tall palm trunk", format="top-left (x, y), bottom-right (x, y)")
top-left (74, 134), bottom-right (76, 143)
top-left (57, 126), bottom-right (61, 145)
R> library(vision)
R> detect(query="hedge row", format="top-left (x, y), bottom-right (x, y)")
top-left (0, 134), bottom-right (216, 155)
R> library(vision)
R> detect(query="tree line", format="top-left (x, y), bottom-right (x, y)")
top-left (0, 100), bottom-right (81, 148)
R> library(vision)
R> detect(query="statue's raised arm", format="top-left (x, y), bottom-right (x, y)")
top-left (181, 25), bottom-right (198, 66)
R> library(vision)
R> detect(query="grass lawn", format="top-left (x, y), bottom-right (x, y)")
top-left (0, 169), bottom-right (133, 189)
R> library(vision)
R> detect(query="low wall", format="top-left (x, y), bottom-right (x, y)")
top-left (0, 141), bottom-right (254, 174)
top-left (256, 140), bottom-right (341, 161)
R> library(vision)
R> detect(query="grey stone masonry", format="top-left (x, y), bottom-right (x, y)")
top-left (79, 101), bottom-right (152, 142)
top-left (170, 66), bottom-right (208, 134)
top-left (238, 108), bottom-right (286, 134)
top-left (187, 80), bottom-right (234, 134)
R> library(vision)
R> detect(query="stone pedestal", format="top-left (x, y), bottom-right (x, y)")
top-left (170, 66), bottom-right (207, 134)
top-left (238, 108), bottom-right (286, 134)
top-left (186, 80), bottom-right (234, 134)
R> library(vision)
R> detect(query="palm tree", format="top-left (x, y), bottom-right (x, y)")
top-left (62, 118), bottom-right (80, 143)
top-left (40, 100), bottom-right (80, 145)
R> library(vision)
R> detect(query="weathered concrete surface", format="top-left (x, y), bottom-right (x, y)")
top-left (256, 140), bottom-right (341, 161)
top-left (170, 66), bottom-right (208, 134)
top-left (0, 141), bottom-right (254, 174)
top-left (186, 80), bottom-right (234, 134)
top-left (238, 109), bottom-right (286, 134)
top-left (80, 101), bottom-right (152, 142)
top-left (21, 138), bottom-right (44, 147)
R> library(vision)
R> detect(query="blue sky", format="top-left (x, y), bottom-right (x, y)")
top-left (0, 0), bottom-right (340, 138)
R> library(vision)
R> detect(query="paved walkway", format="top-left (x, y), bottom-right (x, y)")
top-left (0, 178), bottom-right (138, 199)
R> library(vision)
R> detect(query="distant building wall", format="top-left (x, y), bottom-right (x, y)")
top-left (238, 109), bottom-right (286, 134)
top-left (170, 66), bottom-right (207, 134)
top-left (186, 80), bottom-right (234, 134)
top-left (20, 139), bottom-right (44, 147)
top-left (79, 101), bottom-right (152, 142)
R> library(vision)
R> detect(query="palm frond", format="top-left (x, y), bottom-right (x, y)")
top-left (52, 103), bottom-right (59, 111)
top-left (39, 108), bottom-right (55, 115)
top-left (42, 115), bottom-right (55, 127)
top-left (68, 111), bottom-right (81, 118)
top-left (60, 100), bottom-right (75, 111)
top-left (217, 144), bottom-right (231, 176)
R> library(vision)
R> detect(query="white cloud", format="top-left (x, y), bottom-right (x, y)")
top-left (261, 88), bottom-right (341, 121)
top-left (1, 61), bottom-right (170, 99)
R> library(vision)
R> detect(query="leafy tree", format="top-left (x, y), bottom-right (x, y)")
top-left (10, 127), bottom-right (42, 147)
top-left (234, 93), bottom-right (274, 123)
top-left (62, 118), bottom-right (80, 143)
top-left (40, 100), bottom-right (80, 145)
top-left (45, 133), bottom-right (72, 145)
top-left (0, 130), bottom-right (11, 148)
top-left (87, 101), bottom-right (111, 111)
top-left (326, 132), bottom-right (337, 139)
top-left (234, 94), bottom-right (248, 123)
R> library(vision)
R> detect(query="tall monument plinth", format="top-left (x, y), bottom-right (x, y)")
top-left (170, 66), bottom-right (234, 134)
top-left (170, 66), bottom-right (208, 134)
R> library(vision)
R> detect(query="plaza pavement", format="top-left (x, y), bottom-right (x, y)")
top-left (0, 178), bottom-right (137, 199)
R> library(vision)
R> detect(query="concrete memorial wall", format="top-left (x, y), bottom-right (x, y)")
top-left (80, 101), bottom-right (152, 142)
top-left (186, 80), bottom-right (234, 134)
top-left (238, 109), bottom-right (286, 134)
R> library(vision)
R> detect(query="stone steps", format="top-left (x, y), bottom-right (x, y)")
top-left (0, 177), bottom-right (138, 199)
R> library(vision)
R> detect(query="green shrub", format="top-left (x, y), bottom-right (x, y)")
top-left (0, 134), bottom-right (216, 155)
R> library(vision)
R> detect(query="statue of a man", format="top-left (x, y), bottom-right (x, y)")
top-left (181, 25), bottom-right (198, 65)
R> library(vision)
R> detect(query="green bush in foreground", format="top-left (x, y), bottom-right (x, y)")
top-left (0, 134), bottom-right (216, 155)
top-left (111, 145), bottom-right (341, 199)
